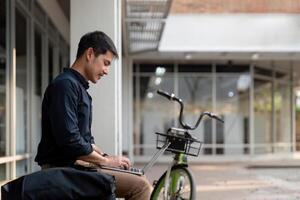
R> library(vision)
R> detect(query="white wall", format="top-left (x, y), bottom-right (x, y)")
top-left (122, 58), bottom-right (133, 157)
top-left (70, 0), bottom-right (122, 155)
top-left (160, 14), bottom-right (300, 52)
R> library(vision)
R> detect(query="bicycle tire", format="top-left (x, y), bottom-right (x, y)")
top-left (150, 165), bottom-right (196, 200)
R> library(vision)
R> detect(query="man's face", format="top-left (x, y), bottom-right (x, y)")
top-left (85, 49), bottom-right (114, 83)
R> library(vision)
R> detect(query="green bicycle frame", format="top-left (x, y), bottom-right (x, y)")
top-left (170, 153), bottom-right (187, 192)
top-left (161, 153), bottom-right (188, 199)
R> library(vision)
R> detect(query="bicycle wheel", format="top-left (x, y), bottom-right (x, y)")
top-left (150, 165), bottom-right (195, 200)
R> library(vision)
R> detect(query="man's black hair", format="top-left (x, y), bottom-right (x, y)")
top-left (76, 31), bottom-right (119, 59)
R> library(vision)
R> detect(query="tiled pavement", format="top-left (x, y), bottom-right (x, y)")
top-left (137, 160), bottom-right (300, 200)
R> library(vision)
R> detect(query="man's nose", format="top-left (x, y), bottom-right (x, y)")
top-left (103, 68), bottom-right (109, 75)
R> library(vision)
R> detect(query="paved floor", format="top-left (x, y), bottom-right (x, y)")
top-left (137, 160), bottom-right (300, 200)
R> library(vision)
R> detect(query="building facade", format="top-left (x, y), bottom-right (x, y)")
top-left (123, 0), bottom-right (300, 160)
top-left (131, 60), bottom-right (294, 159)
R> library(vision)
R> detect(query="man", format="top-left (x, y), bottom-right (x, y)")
top-left (35, 31), bottom-right (152, 200)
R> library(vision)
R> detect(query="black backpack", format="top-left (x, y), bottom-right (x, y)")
top-left (1, 167), bottom-right (116, 200)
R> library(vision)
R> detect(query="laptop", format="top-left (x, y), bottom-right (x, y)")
top-left (99, 142), bottom-right (170, 176)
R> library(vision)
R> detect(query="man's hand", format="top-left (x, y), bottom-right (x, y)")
top-left (104, 155), bottom-right (131, 170)
top-left (75, 159), bottom-right (97, 168)
top-left (91, 144), bottom-right (103, 155)
top-left (76, 154), bottom-right (131, 170)
top-left (78, 144), bottom-right (131, 169)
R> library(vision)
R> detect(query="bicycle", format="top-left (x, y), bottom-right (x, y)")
top-left (150, 90), bottom-right (224, 200)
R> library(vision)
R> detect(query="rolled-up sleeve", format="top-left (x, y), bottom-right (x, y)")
top-left (90, 136), bottom-right (95, 144)
top-left (48, 80), bottom-right (93, 158)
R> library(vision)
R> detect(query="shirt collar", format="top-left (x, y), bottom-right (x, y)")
top-left (64, 67), bottom-right (89, 89)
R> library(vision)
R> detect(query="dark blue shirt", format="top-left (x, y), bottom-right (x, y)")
top-left (35, 68), bottom-right (94, 166)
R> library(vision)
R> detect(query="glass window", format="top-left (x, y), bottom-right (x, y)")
top-left (254, 66), bottom-right (272, 77)
top-left (34, 2), bottom-right (45, 26)
top-left (133, 72), bottom-right (175, 156)
top-left (20, 0), bottom-right (29, 8)
top-left (133, 63), bottom-right (138, 72)
top-left (16, 9), bottom-right (28, 154)
top-left (0, 0), bottom-right (6, 156)
top-left (274, 61), bottom-right (291, 81)
top-left (216, 63), bottom-right (249, 73)
top-left (274, 81), bottom-right (292, 152)
top-left (133, 61), bottom-right (293, 157)
top-left (203, 119), bottom-right (213, 154)
top-left (34, 30), bottom-right (42, 96)
top-left (0, 0), bottom-right (71, 177)
top-left (48, 42), bottom-right (54, 82)
top-left (0, 163), bottom-right (7, 182)
top-left (59, 37), bottom-right (66, 73)
top-left (48, 21), bottom-right (56, 40)
top-left (178, 75), bottom-right (213, 154)
top-left (16, 159), bottom-right (28, 178)
top-left (216, 75), bottom-right (250, 155)
top-left (253, 61), bottom-right (273, 77)
top-left (59, 54), bottom-right (63, 73)
top-left (137, 64), bottom-right (173, 73)
top-left (178, 64), bottom-right (212, 72)
top-left (32, 28), bottom-right (43, 163)
top-left (254, 78), bottom-right (273, 154)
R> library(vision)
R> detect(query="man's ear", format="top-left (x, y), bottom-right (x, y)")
top-left (86, 47), bottom-right (94, 61)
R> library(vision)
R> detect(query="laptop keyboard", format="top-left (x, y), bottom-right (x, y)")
top-left (129, 167), bottom-right (142, 173)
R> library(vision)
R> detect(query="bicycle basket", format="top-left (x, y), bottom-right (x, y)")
top-left (155, 128), bottom-right (203, 157)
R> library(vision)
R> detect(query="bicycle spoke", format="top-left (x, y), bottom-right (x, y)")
top-left (178, 185), bottom-right (191, 194)
top-left (151, 167), bottom-right (195, 200)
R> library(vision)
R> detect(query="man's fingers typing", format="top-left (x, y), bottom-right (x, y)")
top-left (104, 155), bottom-right (132, 170)
top-left (121, 157), bottom-right (131, 167)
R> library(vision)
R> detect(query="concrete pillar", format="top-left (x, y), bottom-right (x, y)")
top-left (70, 0), bottom-right (122, 155)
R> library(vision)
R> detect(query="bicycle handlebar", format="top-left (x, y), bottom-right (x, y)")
top-left (157, 90), bottom-right (173, 100)
top-left (157, 90), bottom-right (224, 130)
top-left (157, 90), bottom-right (188, 129)
top-left (157, 90), bottom-right (179, 101)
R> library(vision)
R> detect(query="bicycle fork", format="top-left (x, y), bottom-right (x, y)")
top-left (163, 160), bottom-right (175, 200)
top-left (163, 154), bottom-right (187, 200)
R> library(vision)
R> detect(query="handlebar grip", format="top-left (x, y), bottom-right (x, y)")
top-left (213, 116), bottom-right (224, 123)
top-left (210, 113), bottom-right (224, 123)
top-left (205, 112), bottom-right (224, 123)
top-left (157, 90), bottom-right (172, 100)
